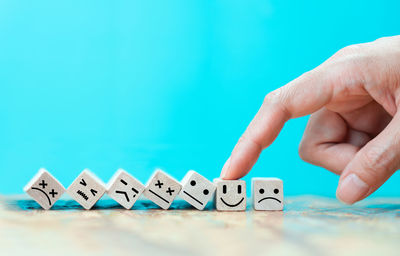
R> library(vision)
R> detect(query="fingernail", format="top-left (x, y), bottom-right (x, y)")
top-left (220, 156), bottom-right (231, 179)
top-left (336, 173), bottom-right (370, 204)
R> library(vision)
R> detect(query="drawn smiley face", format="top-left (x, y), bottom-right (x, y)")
top-left (214, 179), bottom-right (246, 211)
top-left (252, 178), bottom-right (283, 211)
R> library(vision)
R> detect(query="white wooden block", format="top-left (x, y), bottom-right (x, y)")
top-left (213, 178), bottom-right (246, 211)
top-left (143, 169), bottom-right (182, 210)
top-left (66, 169), bottom-right (106, 210)
top-left (106, 169), bottom-right (145, 209)
top-left (252, 178), bottom-right (283, 211)
top-left (23, 168), bottom-right (65, 210)
top-left (180, 170), bottom-right (216, 210)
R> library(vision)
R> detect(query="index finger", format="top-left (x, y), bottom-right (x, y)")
top-left (220, 68), bottom-right (334, 179)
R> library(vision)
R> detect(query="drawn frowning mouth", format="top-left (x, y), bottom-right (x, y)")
top-left (31, 187), bottom-right (52, 206)
top-left (258, 197), bottom-right (281, 203)
top-left (220, 197), bottom-right (244, 207)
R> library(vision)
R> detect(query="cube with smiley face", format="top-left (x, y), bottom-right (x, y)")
top-left (180, 170), bottom-right (216, 210)
top-left (214, 178), bottom-right (246, 211)
top-left (143, 169), bottom-right (182, 209)
top-left (252, 178), bottom-right (283, 211)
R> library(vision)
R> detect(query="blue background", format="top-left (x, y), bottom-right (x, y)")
top-left (1, 0), bottom-right (399, 197)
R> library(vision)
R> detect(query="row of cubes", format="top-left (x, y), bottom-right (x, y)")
top-left (24, 168), bottom-right (283, 211)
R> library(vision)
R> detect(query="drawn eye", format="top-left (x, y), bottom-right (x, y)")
top-left (155, 180), bottom-right (163, 188)
top-left (274, 188), bottom-right (279, 194)
top-left (259, 188), bottom-right (264, 194)
top-left (238, 185), bottom-right (242, 194)
top-left (190, 180), bottom-right (196, 186)
top-left (223, 185), bottom-right (227, 194)
top-left (203, 189), bottom-right (209, 195)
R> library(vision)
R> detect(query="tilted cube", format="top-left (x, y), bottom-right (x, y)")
top-left (106, 169), bottom-right (145, 209)
top-left (24, 168), bottom-right (65, 210)
top-left (180, 170), bottom-right (216, 210)
top-left (252, 178), bottom-right (283, 211)
top-left (143, 169), bottom-right (182, 209)
top-left (66, 169), bottom-right (106, 210)
top-left (214, 178), bottom-right (246, 211)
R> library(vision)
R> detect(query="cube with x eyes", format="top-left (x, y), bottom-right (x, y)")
top-left (24, 168), bottom-right (65, 210)
top-left (143, 169), bottom-right (182, 209)
top-left (180, 170), bottom-right (216, 210)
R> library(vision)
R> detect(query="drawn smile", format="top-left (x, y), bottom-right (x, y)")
top-left (183, 191), bottom-right (203, 205)
top-left (149, 189), bottom-right (170, 204)
top-left (258, 197), bottom-right (282, 204)
top-left (32, 187), bottom-right (52, 206)
top-left (220, 197), bottom-right (244, 207)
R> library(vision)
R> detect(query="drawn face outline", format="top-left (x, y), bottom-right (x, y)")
top-left (257, 187), bottom-right (282, 204)
top-left (219, 184), bottom-right (245, 208)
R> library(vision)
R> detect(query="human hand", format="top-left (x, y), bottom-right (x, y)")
top-left (220, 36), bottom-right (400, 204)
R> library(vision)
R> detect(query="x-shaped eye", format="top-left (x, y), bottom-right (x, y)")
top-left (166, 187), bottom-right (174, 196)
top-left (155, 180), bottom-right (163, 188)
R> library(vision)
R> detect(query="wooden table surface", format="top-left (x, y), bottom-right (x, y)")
top-left (1, 195), bottom-right (400, 256)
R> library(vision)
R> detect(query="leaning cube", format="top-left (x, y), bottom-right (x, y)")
top-left (143, 169), bottom-right (182, 210)
top-left (106, 169), bottom-right (145, 209)
top-left (252, 178), bottom-right (283, 211)
top-left (180, 170), bottom-right (216, 210)
top-left (24, 168), bottom-right (65, 210)
top-left (66, 169), bottom-right (106, 210)
top-left (214, 178), bottom-right (246, 211)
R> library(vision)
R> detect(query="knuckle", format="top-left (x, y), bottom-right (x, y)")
top-left (359, 146), bottom-right (390, 177)
top-left (298, 139), bottom-right (314, 163)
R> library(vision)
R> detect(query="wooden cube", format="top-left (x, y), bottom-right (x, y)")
top-left (106, 169), bottom-right (145, 209)
top-left (143, 169), bottom-right (182, 210)
top-left (24, 168), bottom-right (65, 210)
top-left (214, 178), bottom-right (246, 211)
top-left (252, 178), bottom-right (283, 211)
top-left (180, 170), bottom-right (216, 210)
top-left (66, 169), bottom-right (106, 210)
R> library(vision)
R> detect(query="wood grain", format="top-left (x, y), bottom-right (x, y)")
top-left (1, 195), bottom-right (400, 256)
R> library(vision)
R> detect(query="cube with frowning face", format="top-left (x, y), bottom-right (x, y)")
top-left (252, 178), bottom-right (283, 211)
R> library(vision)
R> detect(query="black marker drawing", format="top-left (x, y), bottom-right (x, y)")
top-left (31, 187), bottom-right (52, 206)
top-left (80, 179), bottom-right (87, 186)
top-left (77, 190), bottom-right (89, 201)
top-left (148, 189), bottom-right (169, 204)
top-left (166, 187), bottom-right (174, 196)
top-left (31, 179), bottom-right (56, 206)
top-left (183, 191), bottom-right (203, 205)
top-left (114, 179), bottom-right (141, 202)
top-left (257, 188), bottom-right (282, 203)
top-left (90, 189), bottom-right (98, 196)
top-left (116, 190), bottom-right (130, 202)
top-left (155, 180), bottom-right (163, 188)
top-left (219, 184), bottom-right (245, 208)
top-left (220, 197), bottom-right (244, 207)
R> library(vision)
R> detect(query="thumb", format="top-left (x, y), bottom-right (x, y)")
top-left (336, 113), bottom-right (400, 204)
